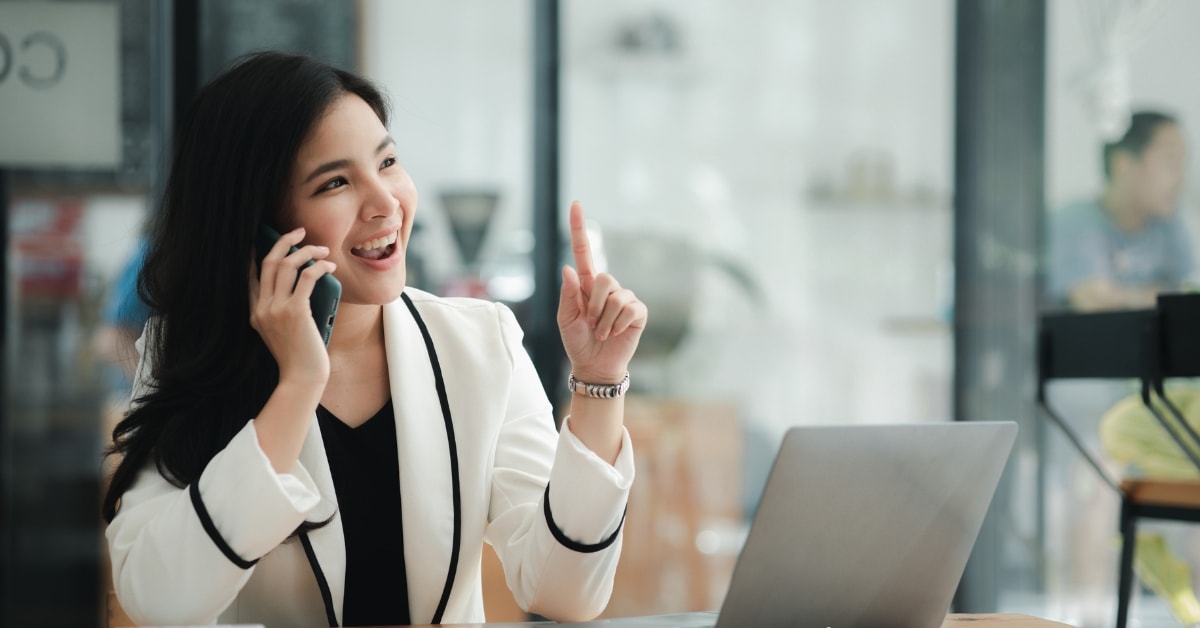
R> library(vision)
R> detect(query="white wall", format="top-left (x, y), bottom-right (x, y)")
top-left (564, 0), bottom-right (952, 231)
top-left (361, 0), bottom-right (955, 438)
top-left (563, 0), bottom-right (954, 435)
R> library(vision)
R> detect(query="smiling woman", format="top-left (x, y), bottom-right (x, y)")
top-left (100, 51), bottom-right (647, 627)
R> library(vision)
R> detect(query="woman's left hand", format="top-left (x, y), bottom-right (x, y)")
top-left (557, 201), bottom-right (648, 385)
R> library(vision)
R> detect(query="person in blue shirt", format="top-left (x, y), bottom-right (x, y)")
top-left (1047, 111), bottom-right (1193, 311)
top-left (94, 237), bottom-right (152, 403)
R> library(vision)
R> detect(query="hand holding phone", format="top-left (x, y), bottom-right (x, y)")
top-left (255, 225), bottom-right (341, 347)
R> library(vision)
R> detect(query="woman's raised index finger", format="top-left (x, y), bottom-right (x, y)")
top-left (569, 200), bottom-right (595, 281)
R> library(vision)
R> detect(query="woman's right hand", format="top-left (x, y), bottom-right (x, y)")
top-left (249, 227), bottom-right (336, 387)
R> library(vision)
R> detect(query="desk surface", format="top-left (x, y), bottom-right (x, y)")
top-left (409, 612), bottom-right (1072, 627)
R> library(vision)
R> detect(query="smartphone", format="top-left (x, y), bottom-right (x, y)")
top-left (255, 224), bottom-right (341, 347)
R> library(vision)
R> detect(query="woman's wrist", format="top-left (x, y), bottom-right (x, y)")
top-left (275, 373), bottom-right (327, 404)
top-left (567, 366), bottom-right (628, 386)
top-left (277, 359), bottom-right (329, 386)
top-left (566, 395), bottom-right (626, 465)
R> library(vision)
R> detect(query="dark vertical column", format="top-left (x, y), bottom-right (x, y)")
top-left (953, 0), bottom-right (1046, 611)
top-left (150, 0), bottom-right (174, 209)
top-left (0, 166), bottom-right (9, 624)
top-left (173, 0), bottom-right (201, 139)
top-left (530, 0), bottom-right (565, 419)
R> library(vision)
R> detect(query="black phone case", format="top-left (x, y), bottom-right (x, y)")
top-left (255, 225), bottom-right (341, 346)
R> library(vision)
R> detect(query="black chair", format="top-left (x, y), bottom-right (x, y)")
top-left (1037, 295), bottom-right (1200, 628)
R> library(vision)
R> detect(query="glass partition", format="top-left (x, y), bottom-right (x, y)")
top-left (1041, 0), bottom-right (1200, 624)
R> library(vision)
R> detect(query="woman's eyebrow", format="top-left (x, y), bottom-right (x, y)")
top-left (304, 159), bottom-right (349, 184)
top-left (302, 135), bottom-right (396, 184)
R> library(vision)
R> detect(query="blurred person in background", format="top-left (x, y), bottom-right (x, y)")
top-left (1047, 110), bottom-right (1192, 312)
top-left (101, 51), bottom-right (647, 627)
top-left (93, 237), bottom-right (151, 424)
top-left (1048, 110), bottom-right (1200, 624)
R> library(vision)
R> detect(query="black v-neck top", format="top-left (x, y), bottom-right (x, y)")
top-left (316, 400), bottom-right (411, 627)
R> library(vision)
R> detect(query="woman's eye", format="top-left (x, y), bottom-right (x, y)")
top-left (381, 156), bottom-right (397, 170)
top-left (318, 177), bottom-right (347, 193)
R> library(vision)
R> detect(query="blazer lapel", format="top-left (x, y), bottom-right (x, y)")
top-left (383, 296), bottom-right (457, 624)
top-left (296, 412), bottom-right (346, 626)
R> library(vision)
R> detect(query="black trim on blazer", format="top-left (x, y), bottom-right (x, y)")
top-left (300, 532), bottom-right (339, 627)
top-left (402, 292), bottom-right (462, 625)
top-left (542, 485), bottom-right (627, 553)
top-left (189, 482), bottom-right (259, 569)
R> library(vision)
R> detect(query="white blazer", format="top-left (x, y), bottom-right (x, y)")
top-left (106, 289), bottom-right (634, 626)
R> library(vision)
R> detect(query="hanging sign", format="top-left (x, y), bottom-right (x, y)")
top-left (0, 2), bottom-right (120, 168)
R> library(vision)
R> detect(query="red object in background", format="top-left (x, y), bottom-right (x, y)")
top-left (11, 199), bottom-right (85, 299)
top-left (439, 275), bottom-right (491, 300)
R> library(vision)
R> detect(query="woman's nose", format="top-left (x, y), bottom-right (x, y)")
top-left (361, 174), bottom-right (400, 220)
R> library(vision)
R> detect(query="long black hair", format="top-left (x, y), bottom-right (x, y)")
top-left (102, 52), bottom-right (389, 523)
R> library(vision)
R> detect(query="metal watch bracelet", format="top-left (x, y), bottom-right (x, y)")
top-left (567, 371), bottom-right (630, 399)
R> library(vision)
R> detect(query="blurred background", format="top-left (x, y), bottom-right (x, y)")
top-left (1, 0), bottom-right (1197, 626)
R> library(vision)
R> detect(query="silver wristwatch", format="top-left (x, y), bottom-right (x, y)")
top-left (567, 371), bottom-right (630, 399)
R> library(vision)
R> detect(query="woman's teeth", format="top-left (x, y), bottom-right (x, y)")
top-left (351, 231), bottom-right (398, 260)
top-left (354, 232), bottom-right (397, 251)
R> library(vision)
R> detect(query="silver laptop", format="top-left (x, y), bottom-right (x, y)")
top-left (568, 420), bottom-right (1017, 628)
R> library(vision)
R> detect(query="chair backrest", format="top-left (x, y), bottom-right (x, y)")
top-left (1157, 293), bottom-right (1200, 378)
top-left (1035, 308), bottom-right (1158, 493)
top-left (1037, 309), bottom-right (1156, 383)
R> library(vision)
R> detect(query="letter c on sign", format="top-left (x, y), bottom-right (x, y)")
top-left (20, 32), bottom-right (66, 89)
top-left (0, 34), bottom-right (11, 83)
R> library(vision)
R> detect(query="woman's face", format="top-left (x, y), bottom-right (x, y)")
top-left (281, 93), bottom-right (418, 306)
